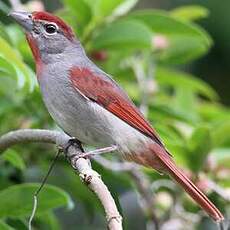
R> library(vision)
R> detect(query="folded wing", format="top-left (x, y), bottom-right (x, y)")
top-left (70, 67), bottom-right (163, 146)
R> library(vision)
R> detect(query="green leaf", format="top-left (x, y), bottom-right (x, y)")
top-left (0, 37), bottom-right (36, 91)
top-left (5, 25), bottom-right (26, 48)
top-left (156, 67), bottom-right (218, 100)
top-left (211, 120), bottom-right (230, 147)
top-left (198, 103), bottom-right (230, 122)
top-left (0, 56), bottom-right (17, 77)
top-left (110, 0), bottom-right (138, 19)
top-left (0, 183), bottom-right (73, 218)
top-left (37, 211), bottom-right (61, 230)
top-left (174, 87), bottom-right (198, 122)
top-left (98, 0), bottom-right (124, 17)
top-left (0, 220), bottom-right (14, 230)
top-left (158, 35), bottom-right (208, 64)
top-left (154, 123), bottom-right (185, 146)
top-left (85, 0), bottom-right (123, 17)
top-left (187, 126), bottom-right (212, 172)
top-left (128, 10), bottom-right (212, 64)
top-left (166, 143), bottom-right (189, 168)
top-left (83, 0), bottom-right (100, 16)
top-left (62, 0), bottom-right (92, 26)
top-left (4, 218), bottom-right (27, 230)
top-left (92, 19), bottom-right (152, 50)
top-left (2, 149), bottom-right (26, 171)
top-left (171, 5), bottom-right (209, 22)
top-left (149, 103), bottom-right (195, 123)
top-left (0, 23), bottom-right (12, 44)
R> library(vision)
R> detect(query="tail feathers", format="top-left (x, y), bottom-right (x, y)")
top-left (150, 144), bottom-right (224, 222)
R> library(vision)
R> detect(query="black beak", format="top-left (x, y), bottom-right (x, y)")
top-left (9, 11), bottom-right (33, 32)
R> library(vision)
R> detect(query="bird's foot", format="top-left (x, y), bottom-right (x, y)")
top-left (59, 137), bottom-right (84, 154)
top-left (60, 138), bottom-right (117, 160)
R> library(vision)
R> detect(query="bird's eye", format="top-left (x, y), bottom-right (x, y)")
top-left (44, 24), bottom-right (57, 34)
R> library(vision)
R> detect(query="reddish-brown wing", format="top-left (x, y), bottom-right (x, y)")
top-left (70, 67), bottom-right (163, 146)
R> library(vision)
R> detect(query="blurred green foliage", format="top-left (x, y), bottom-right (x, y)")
top-left (0, 0), bottom-right (229, 229)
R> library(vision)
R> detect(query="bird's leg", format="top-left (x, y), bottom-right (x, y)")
top-left (78, 145), bottom-right (118, 159)
top-left (60, 137), bottom-right (118, 159)
top-left (70, 146), bottom-right (117, 170)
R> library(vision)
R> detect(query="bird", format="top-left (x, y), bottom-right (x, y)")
top-left (10, 11), bottom-right (224, 222)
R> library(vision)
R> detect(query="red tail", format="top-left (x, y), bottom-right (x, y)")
top-left (150, 144), bottom-right (224, 222)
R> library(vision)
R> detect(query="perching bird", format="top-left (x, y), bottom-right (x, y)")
top-left (10, 11), bottom-right (224, 222)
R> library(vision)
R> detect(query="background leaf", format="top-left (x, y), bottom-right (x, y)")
top-left (37, 211), bottom-right (61, 230)
top-left (0, 56), bottom-right (17, 78)
top-left (211, 120), bottom-right (230, 147)
top-left (92, 19), bottom-right (152, 50)
top-left (110, 0), bottom-right (138, 19)
top-left (0, 220), bottom-right (14, 230)
top-left (0, 184), bottom-right (73, 218)
top-left (170, 5), bottom-right (209, 22)
top-left (128, 10), bottom-right (212, 64)
top-left (0, 22), bottom-right (11, 43)
top-left (156, 67), bottom-right (218, 100)
top-left (0, 37), bottom-right (36, 91)
top-left (2, 149), bottom-right (26, 171)
top-left (85, 0), bottom-right (123, 17)
top-left (64, 0), bottom-right (92, 25)
top-left (187, 126), bottom-right (212, 172)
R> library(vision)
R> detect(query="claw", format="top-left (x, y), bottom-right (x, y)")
top-left (62, 138), bottom-right (84, 154)
top-left (62, 139), bottom-right (118, 168)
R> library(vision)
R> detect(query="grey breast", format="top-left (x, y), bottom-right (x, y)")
top-left (38, 63), bottom-right (118, 146)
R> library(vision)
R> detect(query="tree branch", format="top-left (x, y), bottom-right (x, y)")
top-left (0, 129), bottom-right (122, 230)
top-left (94, 155), bottom-right (160, 229)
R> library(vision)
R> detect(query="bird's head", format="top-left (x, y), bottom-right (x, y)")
top-left (9, 11), bottom-right (76, 65)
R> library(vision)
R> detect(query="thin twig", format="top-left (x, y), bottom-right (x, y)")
top-left (0, 129), bottom-right (122, 230)
top-left (28, 148), bottom-right (61, 230)
top-left (29, 195), bottom-right (37, 230)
